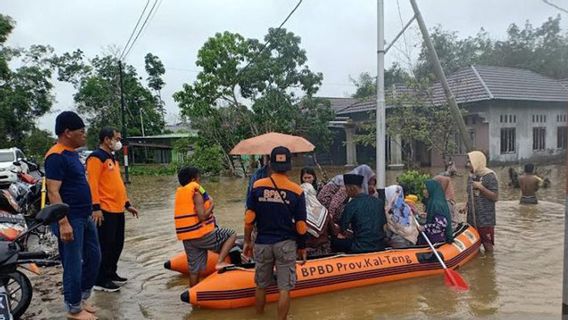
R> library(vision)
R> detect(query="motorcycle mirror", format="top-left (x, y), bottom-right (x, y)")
top-left (36, 203), bottom-right (69, 225)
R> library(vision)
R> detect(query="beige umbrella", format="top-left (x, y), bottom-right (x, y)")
top-left (229, 132), bottom-right (315, 155)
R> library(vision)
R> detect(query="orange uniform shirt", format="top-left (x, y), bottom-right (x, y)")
top-left (86, 148), bottom-right (129, 213)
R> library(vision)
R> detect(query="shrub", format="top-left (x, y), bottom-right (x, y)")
top-left (397, 170), bottom-right (431, 200)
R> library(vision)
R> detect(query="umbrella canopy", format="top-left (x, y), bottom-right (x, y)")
top-left (229, 132), bottom-right (315, 155)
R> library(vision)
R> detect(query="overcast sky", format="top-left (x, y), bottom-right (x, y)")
top-left (1, 0), bottom-right (566, 132)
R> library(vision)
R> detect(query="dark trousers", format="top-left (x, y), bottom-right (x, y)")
top-left (96, 211), bottom-right (125, 283)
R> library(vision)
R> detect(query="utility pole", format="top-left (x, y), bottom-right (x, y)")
top-left (118, 60), bottom-right (130, 184)
top-left (140, 111), bottom-right (145, 137)
top-left (565, 154), bottom-right (568, 318)
top-left (409, 0), bottom-right (473, 152)
top-left (376, 0), bottom-right (386, 197)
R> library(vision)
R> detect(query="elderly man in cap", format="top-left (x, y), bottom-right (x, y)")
top-left (243, 146), bottom-right (307, 320)
top-left (332, 173), bottom-right (387, 253)
top-left (45, 111), bottom-right (100, 320)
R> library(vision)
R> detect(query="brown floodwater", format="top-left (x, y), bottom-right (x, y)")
top-left (24, 165), bottom-right (566, 319)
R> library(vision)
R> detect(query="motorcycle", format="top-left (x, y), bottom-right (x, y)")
top-left (0, 203), bottom-right (68, 319)
top-left (7, 160), bottom-right (49, 251)
top-left (9, 159), bottom-right (44, 221)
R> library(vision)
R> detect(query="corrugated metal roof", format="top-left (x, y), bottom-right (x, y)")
top-left (431, 65), bottom-right (568, 105)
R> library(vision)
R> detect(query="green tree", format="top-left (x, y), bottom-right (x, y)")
top-left (0, 14), bottom-right (56, 148)
top-left (174, 28), bottom-right (332, 174)
top-left (55, 53), bottom-right (166, 148)
top-left (350, 63), bottom-right (412, 99)
top-left (414, 16), bottom-right (568, 80)
top-left (355, 81), bottom-right (464, 167)
top-left (144, 53), bottom-right (166, 121)
top-left (24, 128), bottom-right (55, 161)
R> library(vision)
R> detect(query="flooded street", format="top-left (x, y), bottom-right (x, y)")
top-left (25, 165), bottom-right (565, 319)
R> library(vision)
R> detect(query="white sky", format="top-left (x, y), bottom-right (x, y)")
top-left (1, 0), bottom-right (566, 132)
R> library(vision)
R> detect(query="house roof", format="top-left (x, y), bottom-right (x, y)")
top-left (560, 79), bottom-right (568, 90)
top-left (430, 65), bottom-right (568, 105)
top-left (128, 132), bottom-right (197, 140)
top-left (334, 85), bottom-right (416, 115)
top-left (319, 97), bottom-right (361, 113)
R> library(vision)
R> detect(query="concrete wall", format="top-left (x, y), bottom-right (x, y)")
top-left (430, 100), bottom-right (567, 166)
top-left (487, 100), bottom-right (567, 163)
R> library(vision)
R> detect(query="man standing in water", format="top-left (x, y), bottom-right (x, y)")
top-left (465, 151), bottom-right (499, 253)
top-left (45, 111), bottom-right (100, 320)
top-left (519, 163), bottom-right (542, 204)
top-left (244, 146), bottom-right (307, 320)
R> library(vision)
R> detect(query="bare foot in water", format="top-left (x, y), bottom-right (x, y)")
top-left (67, 310), bottom-right (97, 320)
top-left (215, 262), bottom-right (233, 270)
top-left (82, 300), bottom-right (97, 313)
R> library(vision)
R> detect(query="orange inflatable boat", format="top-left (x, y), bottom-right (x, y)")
top-left (180, 224), bottom-right (480, 309)
top-left (164, 238), bottom-right (244, 276)
top-left (164, 251), bottom-right (230, 277)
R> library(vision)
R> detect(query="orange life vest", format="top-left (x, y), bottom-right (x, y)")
top-left (174, 182), bottom-right (215, 240)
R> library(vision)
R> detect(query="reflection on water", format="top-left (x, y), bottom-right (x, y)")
top-left (25, 165), bottom-right (565, 319)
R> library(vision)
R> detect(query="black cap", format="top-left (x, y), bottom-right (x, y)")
top-left (55, 111), bottom-right (85, 136)
top-left (270, 146), bottom-right (292, 172)
top-left (343, 174), bottom-right (364, 186)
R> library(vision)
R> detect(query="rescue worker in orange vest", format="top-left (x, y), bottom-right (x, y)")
top-left (86, 127), bottom-right (139, 293)
top-left (175, 166), bottom-right (237, 287)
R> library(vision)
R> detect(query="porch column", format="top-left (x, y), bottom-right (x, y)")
top-left (345, 125), bottom-right (357, 166)
top-left (388, 134), bottom-right (404, 170)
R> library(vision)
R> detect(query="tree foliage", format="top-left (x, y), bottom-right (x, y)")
top-left (54, 53), bottom-right (166, 148)
top-left (24, 128), bottom-right (55, 161)
top-left (145, 53), bottom-right (166, 120)
top-left (355, 16), bottom-right (568, 166)
top-left (0, 14), bottom-right (56, 150)
top-left (174, 28), bottom-right (333, 174)
top-left (415, 15), bottom-right (568, 81)
top-left (350, 63), bottom-right (412, 99)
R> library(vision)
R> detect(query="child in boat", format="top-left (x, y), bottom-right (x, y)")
top-left (174, 167), bottom-right (237, 287)
top-left (416, 179), bottom-right (453, 244)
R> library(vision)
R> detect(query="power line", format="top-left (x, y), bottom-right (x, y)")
top-left (122, 0), bottom-right (160, 60)
top-left (119, 0), bottom-right (151, 60)
top-left (543, 0), bottom-right (568, 14)
top-left (147, 0), bottom-right (164, 26)
top-left (237, 0), bottom-right (303, 78)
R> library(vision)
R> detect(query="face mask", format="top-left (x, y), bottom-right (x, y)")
top-left (112, 140), bottom-right (123, 151)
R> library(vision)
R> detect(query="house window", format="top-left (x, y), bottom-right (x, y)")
top-left (533, 127), bottom-right (546, 150)
top-left (500, 114), bottom-right (516, 124)
top-left (557, 114), bottom-right (567, 122)
top-left (558, 126), bottom-right (568, 149)
top-left (533, 115), bottom-right (547, 123)
top-left (500, 128), bottom-right (516, 154)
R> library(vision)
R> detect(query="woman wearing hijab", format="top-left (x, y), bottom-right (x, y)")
top-left (317, 165), bottom-right (376, 223)
top-left (385, 185), bottom-right (419, 248)
top-left (302, 182), bottom-right (334, 256)
top-left (433, 175), bottom-right (460, 229)
top-left (417, 179), bottom-right (453, 244)
top-left (464, 151), bottom-right (498, 252)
